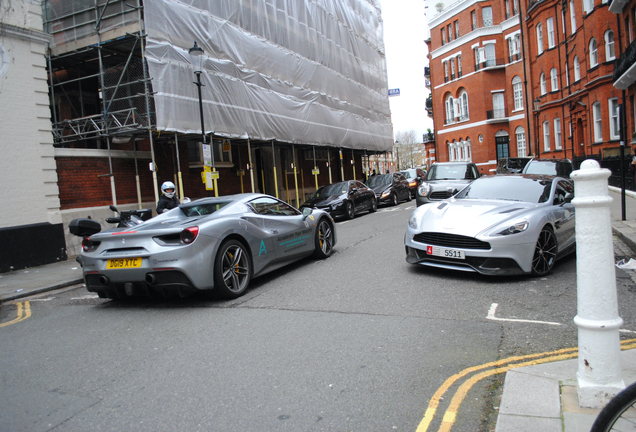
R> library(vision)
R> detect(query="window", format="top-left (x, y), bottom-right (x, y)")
top-left (574, 55), bottom-right (580, 81)
top-left (513, 76), bottom-right (523, 110)
top-left (565, 62), bottom-right (570, 86)
top-left (250, 196), bottom-right (300, 216)
top-left (455, 20), bottom-right (460, 39)
top-left (513, 0), bottom-right (519, 14)
top-left (589, 38), bottom-right (598, 67)
top-left (445, 94), bottom-right (455, 124)
top-left (537, 23), bottom-right (544, 55)
top-left (451, 58), bottom-right (456, 79)
top-left (444, 61), bottom-right (449, 81)
top-left (570, 0), bottom-right (577, 33)
top-left (448, 24), bottom-right (453, 42)
top-left (485, 43), bottom-right (496, 67)
top-left (457, 55), bottom-right (462, 77)
top-left (583, 0), bottom-right (593, 14)
top-left (442, 28), bottom-right (446, 45)
top-left (516, 127), bottom-right (527, 157)
top-left (540, 73), bottom-right (547, 95)
top-left (609, 98), bottom-right (620, 139)
top-left (547, 18), bottom-right (555, 48)
top-left (593, 101), bottom-right (602, 142)
top-left (474, 47), bottom-right (480, 66)
top-left (493, 92), bottom-right (505, 118)
top-left (543, 121), bottom-right (551, 152)
top-left (448, 142), bottom-right (456, 161)
top-left (471, 11), bottom-right (477, 30)
top-left (459, 91), bottom-right (469, 120)
top-left (483, 6), bottom-right (493, 27)
top-left (505, 0), bottom-right (511, 18)
top-left (550, 68), bottom-right (559, 91)
top-left (554, 118), bottom-right (562, 150)
top-left (605, 30), bottom-right (615, 61)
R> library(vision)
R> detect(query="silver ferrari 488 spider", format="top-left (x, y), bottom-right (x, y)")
top-left (405, 174), bottom-right (575, 276)
top-left (75, 194), bottom-right (336, 299)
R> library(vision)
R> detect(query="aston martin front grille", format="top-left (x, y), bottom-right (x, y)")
top-left (430, 191), bottom-right (454, 200)
top-left (413, 232), bottom-right (490, 250)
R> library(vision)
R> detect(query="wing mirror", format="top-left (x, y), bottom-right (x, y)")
top-left (302, 207), bottom-right (313, 220)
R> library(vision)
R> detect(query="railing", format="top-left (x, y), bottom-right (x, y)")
top-left (483, 18), bottom-right (493, 26)
top-left (457, 70), bottom-right (462, 78)
top-left (508, 53), bottom-right (521, 63)
top-left (444, 76), bottom-right (449, 83)
top-left (423, 134), bottom-right (435, 144)
top-left (451, 73), bottom-right (455, 80)
top-left (613, 38), bottom-right (636, 83)
top-left (487, 109), bottom-right (508, 119)
top-left (475, 58), bottom-right (505, 71)
top-left (52, 108), bottom-right (141, 144)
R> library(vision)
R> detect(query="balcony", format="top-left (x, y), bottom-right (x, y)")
top-left (613, 38), bottom-right (636, 90)
top-left (423, 133), bottom-right (435, 144)
top-left (486, 109), bottom-right (509, 122)
top-left (508, 53), bottom-right (521, 63)
top-left (424, 66), bottom-right (430, 77)
top-left (425, 79), bottom-right (431, 89)
top-left (475, 58), bottom-right (506, 71)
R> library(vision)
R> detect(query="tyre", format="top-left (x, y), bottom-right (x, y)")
top-left (213, 239), bottom-right (252, 299)
top-left (407, 191), bottom-right (412, 202)
top-left (391, 193), bottom-right (398, 206)
top-left (369, 198), bottom-right (377, 213)
top-left (313, 218), bottom-right (334, 258)
top-left (345, 201), bottom-right (355, 220)
top-left (590, 381), bottom-right (636, 432)
top-left (531, 227), bottom-right (557, 276)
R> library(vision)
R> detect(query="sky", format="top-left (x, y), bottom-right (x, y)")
top-left (380, 0), bottom-right (434, 142)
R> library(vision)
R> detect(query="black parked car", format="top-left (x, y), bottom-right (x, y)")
top-left (522, 158), bottom-right (574, 177)
top-left (366, 172), bottom-right (411, 206)
top-left (400, 168), bottom-right (427, 197)
top-left (416, 161), bottom-right (480, 206)
top-left (301, 180), bottom-right (377, 220)
top-left (496, 157), bottom-right (531, 174)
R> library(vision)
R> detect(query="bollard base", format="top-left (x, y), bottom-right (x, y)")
top-left (577, 375), bottom-right (625, 408)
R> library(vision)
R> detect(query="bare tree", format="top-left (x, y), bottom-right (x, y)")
top-left (395, 130), bottom-right (421, 170)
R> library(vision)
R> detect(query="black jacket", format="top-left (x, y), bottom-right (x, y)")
top-left (157, 195), bottom-right (180, 214)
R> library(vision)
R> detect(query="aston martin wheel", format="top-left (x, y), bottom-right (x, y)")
top-left (369, 198), bottom-right (377, 213)
top-left (313, 218), bottom-right (334, 258)
top-left (213, 239), bottom-right (252, 298)
top-left (391, 193), bottom-right (398, 206)
top-left (345, 201), bottom-right (355, 219)
top-left (532, 227), bottom-right (557, 276)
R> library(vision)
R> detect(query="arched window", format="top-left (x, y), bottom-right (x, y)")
top-left (459, 91), bottom-right (469, 120)
top-left (589, 37), bottom-right (598, 67)
top-left (445, 94), bottom-right (455, 124)
top-left (466, 138), bottom-right (472, 161)
top-left (550, 68), bottom-right (558, 91)
top-left (540, 73), bottom-right (547, 95)
top-left (605, 30), bottom-right (615, 61)
top-left (537, 23), bottom-right (544, 54)
top-left (448, 141), bottom-right (456, 161)
top-left (512, 76), bottom-right (523, 110)
top-left (574, 56), bottom-right (580, 81)
top-left (457, 141), bottom-right (463, 160)
top-left (515, 126), bottom-right (527, 157)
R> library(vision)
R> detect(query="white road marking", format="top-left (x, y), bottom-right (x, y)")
top-left (30, 298), bottom-right (55, 302)
top-left (486, 303), bottom-right (562, 326)
top-left (70, 295), bottom-right (100, 300)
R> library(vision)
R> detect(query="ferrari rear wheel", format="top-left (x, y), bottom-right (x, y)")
top-left (214, 239), bottom-right (252, 298)
top-left (345, 201), bottom-right (355, 219)
top-left (532, 227), bottom-right (557, 276)
top-left (313, 218), bottom-right (334, 258)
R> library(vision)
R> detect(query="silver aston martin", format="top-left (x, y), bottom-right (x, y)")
top-left (405, 174), bottom-right (575, 276)
top-left (76, 194), bottom-right (336, 299)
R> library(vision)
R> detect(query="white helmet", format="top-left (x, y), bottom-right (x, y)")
top-left (161, 181), bottom-right (176, 198)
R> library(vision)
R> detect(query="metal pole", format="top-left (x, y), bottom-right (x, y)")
top-left (272, 140), bottom-right (279, 198)
top-left (313, 146), bottom-right (319, 190)
top-left (175, 133), bottom-right (184, 201)
top-left (351, 150), bottom-right (356, 180)
top-left (134, 139), bottom-right (142, 209)
top-left (339, 149), bottom-right (344, 180)
top-left (248, 139), bottom-right (255, 193)
top-left (293, 145), bottom-right (299, 207)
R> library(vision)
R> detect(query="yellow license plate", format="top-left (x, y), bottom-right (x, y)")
top-left (107, 257), bottom-right (142, 269)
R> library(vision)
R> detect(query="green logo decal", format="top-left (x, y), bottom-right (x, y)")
top-left (259, 240), bottom-right (267, 256)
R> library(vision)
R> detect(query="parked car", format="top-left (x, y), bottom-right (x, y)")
top-left (416, 162), bottom-right (480, 206)
top-left (405, 174), bottom-right (575, 276)
top-left (74, 194), bottom-right (337, 299)
top-left (522, 158), bottom-right (573, 177)
top-left (366, 172), bottom-right (411, 206)
top-left (400, 168), bottom-right (427, 197)
top-left (301, 180), bottom-right (376, 219)
top-left (496, 157), bottom-right (531, 174)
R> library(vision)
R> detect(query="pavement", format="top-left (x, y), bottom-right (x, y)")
top-left (3, 186), bottom-right (636, 431)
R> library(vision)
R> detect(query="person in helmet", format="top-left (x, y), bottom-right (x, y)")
top-left (157, 181), bottom-right (179, 214)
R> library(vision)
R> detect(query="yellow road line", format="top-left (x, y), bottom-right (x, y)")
top-left (417, 338), bottom-right (636, 432)
top-left (0, 301), bottom-right (32, 328)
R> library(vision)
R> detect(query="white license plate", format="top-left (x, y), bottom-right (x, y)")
top-left (426, 245), bottom-right (465, 260)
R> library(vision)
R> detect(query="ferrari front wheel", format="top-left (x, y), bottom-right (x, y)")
top-left (313, 218), bottom-right (334, 258)
top-left (214, 239), bottom-right (252, 298)
top-left (531, 227), bottom-right (557, 276)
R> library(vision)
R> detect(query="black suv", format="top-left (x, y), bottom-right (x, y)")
top-left (399, 168), bottom-right (427, 197)
top-left (416, 162), bottom-right (480, 206)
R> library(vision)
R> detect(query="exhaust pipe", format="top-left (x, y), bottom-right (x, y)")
top-left (99, 275), bottom-right (110, 286)
top-left (146, 273), bottom-right (157, 284)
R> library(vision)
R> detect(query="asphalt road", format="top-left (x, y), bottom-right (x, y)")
top-left (2, 200), bottom-right (636, 432)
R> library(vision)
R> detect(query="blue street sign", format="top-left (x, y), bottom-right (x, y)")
top-left (388, 88), bottom-right (400, 97)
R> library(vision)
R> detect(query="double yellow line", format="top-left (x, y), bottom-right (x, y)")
top-left (0, 301), bottom-right (32, 328)
top-left (417, 338), bottom-right (636, 432)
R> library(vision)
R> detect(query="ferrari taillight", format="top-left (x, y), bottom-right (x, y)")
top-left (82, 237), bottom-right (93, 252)
top-left (181, 226), bottom-right (199, 244)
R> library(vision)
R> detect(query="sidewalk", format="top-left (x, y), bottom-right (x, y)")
top-left (2, 188), bottom-right (636, 431)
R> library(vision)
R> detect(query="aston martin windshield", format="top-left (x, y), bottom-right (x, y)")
top-left (366, 174), bottom-right (392, 187)
top-left (312, 182), bottom-right (348, 198)
top-left (455, 177), bottom-right (553, 203)
top-left (180, 201), bottom-right (231, 217)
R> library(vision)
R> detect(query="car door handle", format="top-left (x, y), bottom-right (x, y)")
top-left (271, 230), bottom-right (279, 234)
top-left (555, 219), bottom-right (562, 228)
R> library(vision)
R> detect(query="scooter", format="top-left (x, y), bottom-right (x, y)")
top-left (69, 205), bottom-right (152, 238)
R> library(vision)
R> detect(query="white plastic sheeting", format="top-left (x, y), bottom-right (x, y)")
top-left (144, 0), bottom-right (393, 151)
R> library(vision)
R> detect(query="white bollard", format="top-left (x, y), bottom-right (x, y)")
top-left (571, 159), bottom-right (625, 408)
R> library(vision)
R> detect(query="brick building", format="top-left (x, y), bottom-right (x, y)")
top-left (426, 0), bottom-right (625, 172)
top-left (426, 0), bottom-right (530, 175)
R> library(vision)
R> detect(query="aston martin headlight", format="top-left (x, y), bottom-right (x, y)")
top-left (418, 183), bottom-right (430, 196)
top-left (408, 213), bottom-right (419, 229)
top-left (498, 221), bottom-right (529, 235)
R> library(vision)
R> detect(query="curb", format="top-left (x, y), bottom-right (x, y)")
top-left (0, 279), bottom-right (83, 304)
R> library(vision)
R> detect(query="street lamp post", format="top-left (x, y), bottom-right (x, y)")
top-left (533, 98), bottom-right (541, 157)
top-left (189, 41), bottom-right (218, 196)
